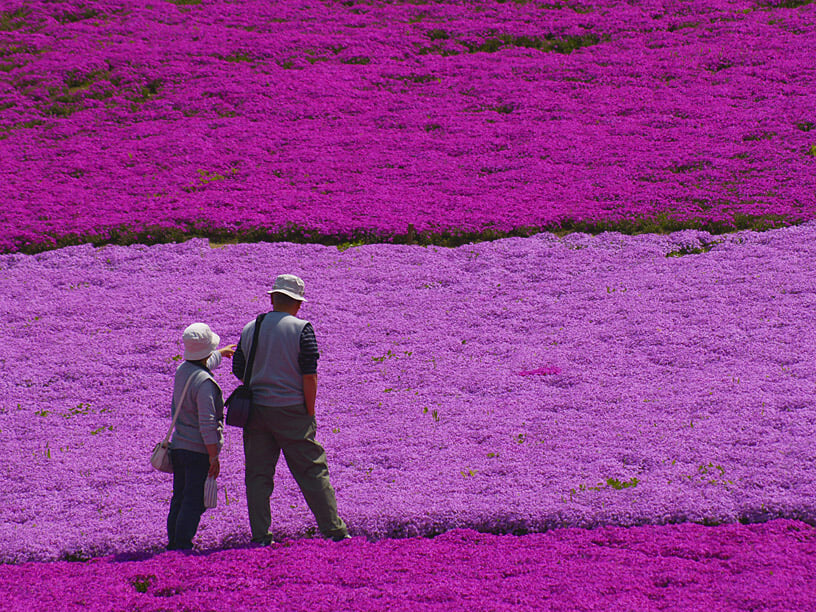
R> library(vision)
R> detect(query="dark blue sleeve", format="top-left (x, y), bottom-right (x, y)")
top-left (298, 323), bottom-right (319, 375)
top-left (233, 339), bottom-right (246, 381)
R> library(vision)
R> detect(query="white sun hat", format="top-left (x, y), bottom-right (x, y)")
top-left (182, 323), bottom-right (221, 361)
top-left (266, 274), bottom-right (307, 301)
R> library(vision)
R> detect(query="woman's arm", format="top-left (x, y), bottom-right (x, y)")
top-left (206, 345), bottom-right (235, 370)
top-left (196, 381), bottom-right (223, 477)
top-left (205, 443), bottom-right (220, 478)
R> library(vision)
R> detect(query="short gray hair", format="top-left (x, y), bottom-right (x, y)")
top-left (272, 292), bottom-right (300, 309)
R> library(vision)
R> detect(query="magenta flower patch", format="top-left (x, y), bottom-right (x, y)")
top-left (1, 0), bottom-right (816, 252)
top-left (1, 520), bottom-right (815, 610)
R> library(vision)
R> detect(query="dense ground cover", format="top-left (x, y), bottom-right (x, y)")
top-left (1, 0), bottom-right (815, 252)
top-left (2, 223), bottom-right (814, 563)
top-left (2, 520), bottom-right (815, 611)
top-left (3, 1), bottom-right (815, 607)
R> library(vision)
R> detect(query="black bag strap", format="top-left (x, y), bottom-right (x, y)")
top-left (243, 313), bottom-right (267, 385)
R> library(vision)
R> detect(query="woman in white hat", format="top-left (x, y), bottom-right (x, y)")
top-left (167, 323), bottom-right (236, 551)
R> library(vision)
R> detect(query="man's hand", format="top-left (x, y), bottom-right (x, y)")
top-left (303, 374), bottom-right (318, 417)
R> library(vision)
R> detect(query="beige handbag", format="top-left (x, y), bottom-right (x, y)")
top-left (150, 375), bottom-right (194, 473)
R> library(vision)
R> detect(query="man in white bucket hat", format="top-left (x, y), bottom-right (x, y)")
top-left (233, 274), bottom-right (348, 544)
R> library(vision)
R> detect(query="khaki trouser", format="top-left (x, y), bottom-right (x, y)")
top-left (243, 403), bottom-right (347, 541)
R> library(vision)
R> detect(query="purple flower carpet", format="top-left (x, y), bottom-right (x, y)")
top-left (2, 224), bottom-right (815, 608)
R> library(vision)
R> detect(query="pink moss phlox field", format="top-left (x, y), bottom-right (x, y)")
top-left (1, 224), bottom-right (815, 562)
top-left (1, 521), bottom-right (815, 611)
top-left (2, 0), bottom-right (816, 251)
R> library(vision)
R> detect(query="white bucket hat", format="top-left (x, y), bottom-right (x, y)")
top-left (182, 323), bottom-right (221, 361)
top-left (267, 274), bottom-right (307, 301)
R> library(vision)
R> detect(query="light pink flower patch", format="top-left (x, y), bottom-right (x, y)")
top-left (518, 366), bottom-right (561, 376)
top-left (1, 224), bottom-right (814, 562)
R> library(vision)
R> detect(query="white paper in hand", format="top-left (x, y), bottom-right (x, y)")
top-left (204, 476), bottom-right (218, 508)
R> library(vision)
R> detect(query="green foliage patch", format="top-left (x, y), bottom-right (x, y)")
top-left (4, 211), bottom-right (802, 255)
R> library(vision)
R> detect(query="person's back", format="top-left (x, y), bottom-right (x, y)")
top-left (166, 323), bottom-right (235, 551)
top-left (233, 274), bottom-right (348, 545)
top-left (238, 310), bottom-right (308, 408)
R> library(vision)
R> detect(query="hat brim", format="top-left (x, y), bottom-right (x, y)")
top-left (183, 332), bottom-right (221, 361)
top-left (267, 289), bottom-right (307, 302)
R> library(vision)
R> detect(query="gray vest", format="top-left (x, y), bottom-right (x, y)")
top-left (240, 311), bottom-right (308, 407)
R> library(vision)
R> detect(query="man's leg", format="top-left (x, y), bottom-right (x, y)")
top-left (243, 406), bottom-right (281, 542)
top-left (275, 404), bottom-right (348, 540)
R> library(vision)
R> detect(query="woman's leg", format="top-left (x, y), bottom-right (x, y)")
top-left (170, 448), bottom-right (210, 550)
top-left (167, 451), bottom-right (186, 550)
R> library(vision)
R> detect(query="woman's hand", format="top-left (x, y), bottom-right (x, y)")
top-left (219, 344), bottom-right (238, 359)
top-left (208, 455), bottom-right (220, 478)
top-left (206, 444), bottom-right (221, 477)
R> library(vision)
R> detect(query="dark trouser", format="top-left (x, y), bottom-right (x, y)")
top-left (167, 448), bottom-right (209, 550)
top-left (243, 403), bottom-right (347, 542)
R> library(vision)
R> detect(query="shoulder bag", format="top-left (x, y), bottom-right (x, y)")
top-left (150, 372), bottom-right (195, 473)
top-left (225, 313), bottom-right (266, 428)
